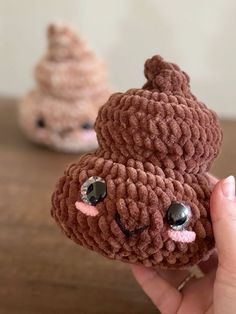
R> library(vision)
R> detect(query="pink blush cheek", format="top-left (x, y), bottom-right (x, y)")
top-left (168, 229), bottom-right (196, 243)
top-left (80, 130), bottom-right (96, 141)
top-left (75, 201), bottom-right (98, 217)
top-left (36, 129), bottom-right (48, 139)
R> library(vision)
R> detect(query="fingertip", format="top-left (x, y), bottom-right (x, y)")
top-left (221, 175), bottom-right (235, 201)
top-left (210, 180), bottom-right (223, 222)
top-left (130, 264), bottom-right (141, 276)
top-left (130, 264), bottom-right (156, 279)
top-left (210, 176), bottom-right (236, 222)
top-left (130, 264), bottom-right (143, 271)
top-left (210, 176), bottom-right (236, 270)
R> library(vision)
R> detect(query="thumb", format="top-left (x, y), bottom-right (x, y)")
top-left (210, 175), bottom-right (236, 272)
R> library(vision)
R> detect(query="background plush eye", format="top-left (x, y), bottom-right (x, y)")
top-left (81, 122), bottom-right (93, 130)
top-left (81, 176), bottom-right (107, 206)
top-left (166, 202), bottom-right (192, 231)
top-left (36, 117), bottom-right (46, 128)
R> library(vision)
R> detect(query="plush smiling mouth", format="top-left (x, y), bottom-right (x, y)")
top-left (58, 127), bottom-right (76, 138)
top-left (75, 202), bottom-right (196, 243)
top-left (58, 128), bottom-right (96, 140)
top-left (114, 212), bottom-right (148, 237)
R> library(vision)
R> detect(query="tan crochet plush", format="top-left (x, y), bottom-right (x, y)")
top-left (51, 55), bottom-right (222, 269)
top-left (18, 22), bottom-right (111, 153)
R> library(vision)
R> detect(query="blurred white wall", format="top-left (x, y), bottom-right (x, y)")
top-left (0, 0), bottom-right (236, 117)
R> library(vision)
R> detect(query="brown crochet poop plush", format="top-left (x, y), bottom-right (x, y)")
top-left (52, 55), bottom-right (222, 269)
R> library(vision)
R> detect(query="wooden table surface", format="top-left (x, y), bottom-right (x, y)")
top-left (0, 99), bottom-right (236, 314)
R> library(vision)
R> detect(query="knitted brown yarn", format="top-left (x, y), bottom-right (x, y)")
top-left (51, 55), bottom-right (223, 269)
top-left (143, 55), bottom-right (192, 97)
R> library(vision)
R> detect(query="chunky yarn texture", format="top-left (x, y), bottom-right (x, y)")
top-left (52, 55), bottom-right (222, 269)
top-left (18, 22), bottom-right (111, 153)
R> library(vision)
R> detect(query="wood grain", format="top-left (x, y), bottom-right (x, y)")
top-left (0, 99), bottom-right (235, 314)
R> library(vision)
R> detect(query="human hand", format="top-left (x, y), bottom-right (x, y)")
top-left (131, 175), bottom-right (236, 314)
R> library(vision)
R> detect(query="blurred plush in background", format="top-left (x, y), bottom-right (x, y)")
top-left (18, 22), bottom-right (111, 152)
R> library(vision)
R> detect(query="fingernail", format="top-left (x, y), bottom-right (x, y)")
top-left (221, 176), bottom-right (235, 201)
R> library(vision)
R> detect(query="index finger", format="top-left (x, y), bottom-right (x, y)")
top-left (131, 264), bottom-right (182, 313)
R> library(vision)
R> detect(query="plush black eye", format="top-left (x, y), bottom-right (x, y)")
top-left (166, 202), bottom-right (192, 230)
top-left (36, 117), bottom-right (46, 128)
top-left (82, 122), bottom-right (93, 130)
top-left (81, 176), bottom-right (106, 206)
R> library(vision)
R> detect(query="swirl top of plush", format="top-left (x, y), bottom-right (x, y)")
top-left (35, 23), bottom-right (109, 100)
top-left (52, 55), bottom-right (222, 269)
top-left (18, 22), bottom-right (110, 152)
